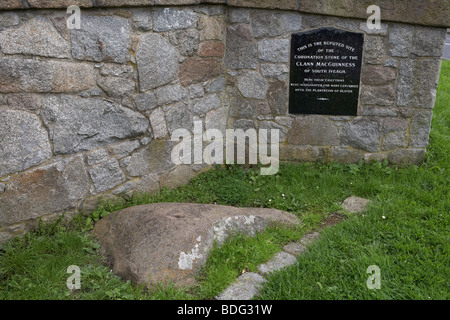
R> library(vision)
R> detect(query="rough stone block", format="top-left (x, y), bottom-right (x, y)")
top-left (135, 173), bottom-right (160, 194)
top-left (97, 77), bottom-right (135, 99)
top-left (259, 120), bottom-right (288, 143)
top-left (233, 119), bottom-right (255, 131)
top-left (225, 24), bottom-right (258, 69)
top-left (179, 58), bottom-right (221, 86)
top-left (228, 0), bottom-right (297, 10)
top-left (199, 41), bottom-right (225, 57)
top-left (362, 106), bottom-right (398, 117)
top-left (126, 139), bottom-right (171, 177)
top-left (189, 84), bottom-right (205, 98)
top-left (0, 155), bottom-right (89, 227)
top-left (153, 7), bottom-right (197, 32)
top-left (0, 13), bottom-right (20, 29)
top-left (132, 10), bottom-right (153, 31)
top-left (133, 92), bottom-right (157, 111)
top-left (361, 66), bottom-right (396, 86)
top-left (388, 149), bottom-right (426, 165)
top-left (388, 23), bottom-right (414, 57)
top-left (282, 242), bottom-right (307, 256)
top-left (0, 110), bottom-right (52, 177)
top-left (229, 94), bottom-right (270, 118)
top-left (205, 76), bottom-right (226, 93)
top-left (280, 145), bottom-right (323, 162)
top-left (360, 85), bottom-right (396, 106)
top-left (70, 15), bottom-right (131, 63)
top-left (413, 26), bottom-right (447, 57)
top-left (384, 59), bottom-right (398, 68)
top-left (41, 96), bottom-right (148, 154)
top-left (258, 39), bottom-right (289, 63)
top-left (302, 13), bottom-right (330, 29)
top-left (382, 118), bottom-right (408, 133)
top-left (0, 0), bottom-right (22, 10)
top-left (228, 8), bottom-right (250, 23)
top-left (250, 10), bottom-right (285, 38)
top-left (108, 140), bottom-right (141, 159)
top-left (341, 118), bottom-right (380, 152)
top-left (100, 64), bottom-right (134, 78)
top-left (236, 71), bottom-right (268, 99)
top-left (0, 17), bottom-right (69, 58)
top-left (6, 94), bottom-right (42, 110)
top-left (359, 21), bottom-right (388, 35)
top-left (137, 33), bottom-right (179, 91)
top-left (112, 180), bottom-right (136, 195)
top-left (216, 272), bottom-right (266, 300)
top-left (282, 12), bottom-right (303, 32)
top-left (160, 165), bottom-right (197, 189)
top-left (267, 81), bottom-right (288, 115)
top-left (89, 159), bottom-right (126, 193)
top-left (260, 64), bottom-right (289, 81)
top-left (175, 28), bottom-right (199, 56)
top-left (364, 36), bottom-right (385, 64)
top-left (149, 108), bottom-right (168, 139)
top-left (189, 93), bottom-right (222, 115)
top-left (342, 196), bottom-right (370, 214)
top-left (155, 84), bottom-right (187, 106)
top-left (0, 58), bottom-right (96, 93)
top-left (28, 0), bottom-right (93, 8)
top-left (298, 232), bottom-right (320, 246)
top-left (397, 59), bottom-right (441, 109)
top-left (165, 102), bottom-right (191, 134)
top-left (409, 111), bottom-right (433, 148)
top-left (328, 147), bottom-right (364, 164)
top-left (87, 149), bottom-right (109, 166)
top-left (381, 131), bottom-right (407, 151)
top-left (205, 106), bottom-right (228, 135)
top-left (364, 153), bottom-right (388, 164)
top-left (193, 4), bottom-right (226, 16)
top-left (198, 15), bottom-right (226, 41)
top-left (93, 203), bottom-right (299, 287)
top-left (287, 115), bottom-right (340, 146)
top-left (257, 252), bottom-right (297, 275)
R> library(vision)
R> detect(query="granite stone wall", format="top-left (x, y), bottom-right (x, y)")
top-left (0, 3), bottom-right (447, 242)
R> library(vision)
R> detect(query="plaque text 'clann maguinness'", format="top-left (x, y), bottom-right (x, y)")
top-left (289, 28), bottom-right (364, 116)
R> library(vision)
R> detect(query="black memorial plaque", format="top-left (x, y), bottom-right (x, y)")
top-left (289, 28), bottom-right (364, 116)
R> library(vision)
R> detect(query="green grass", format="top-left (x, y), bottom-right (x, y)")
top-left (256, 59), bottom-right (450, 300)
top-left (1, 60), bottom-right (449, 300)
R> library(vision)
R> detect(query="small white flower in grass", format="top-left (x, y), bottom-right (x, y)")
top-left (269, 199), bottom-right (272, 202)
top-left (382, 215), bottom-right (386, 219)
top-left (282, 194), bottom-right (285, 197)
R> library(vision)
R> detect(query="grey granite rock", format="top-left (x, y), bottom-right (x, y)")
top-left (0, 109), bottom-right (52, 177)
top-left (216, 272), bottom-right (266, 300)
top-left (93, 203), bottom-right (299, 287)
top-left (153, 8), bottom-right (197, 32)
top-left (257, 252), bottom-right (297, 275)
top-left (341, 118), bottom-right (381, 152)
top-left (237, 71), bottom-right (268, 99)
top-left (89, 159), bottom-right (126, 193)
top-left (225, 24), bottom-right (258, 69)
top-left (0, 17), bottom-right (69, 58)
top-left (41, 96), bottom-right (148, 154)
top-left (70, 15), bottom-right (131, 63)
top-left (258, 39), bottom-right (289, 63)
top-left (136, 33), bottom-right (179, 91)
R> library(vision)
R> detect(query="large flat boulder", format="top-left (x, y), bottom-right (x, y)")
top-left (93, 203), bottom-right (299, 287)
